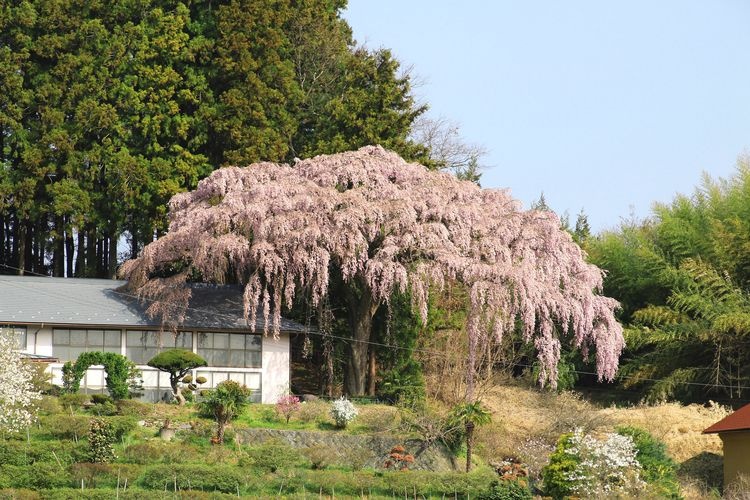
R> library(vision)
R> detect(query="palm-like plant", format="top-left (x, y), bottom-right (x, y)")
top-left (450, 400), bottom-right (491, 472)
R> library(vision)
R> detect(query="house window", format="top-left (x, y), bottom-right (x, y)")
top-left (52, 329), bottom-right (121, 362)
top-left (0, 325), bottom-right (27, 350)
top-left (195, 370), bottom-right (262, 403)
top-left (126, 331), bottom-right (192, 365)
top-left (197, 332), bottom-right (261, 368)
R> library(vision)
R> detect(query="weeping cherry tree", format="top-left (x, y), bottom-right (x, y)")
top-left (121, 146), bottom-right (624, 397)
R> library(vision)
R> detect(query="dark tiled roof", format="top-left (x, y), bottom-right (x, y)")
top-left (703, 403), bottom-right (750, 434)
top-left (0, 275), bottom-right (306, 333)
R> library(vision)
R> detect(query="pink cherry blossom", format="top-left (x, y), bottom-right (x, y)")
top-left (122, 146), bottom-right (624, 394)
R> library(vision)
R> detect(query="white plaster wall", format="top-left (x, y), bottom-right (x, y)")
top-left (19, 324), bottom-right (290, 403)
top-left (24, 325), bottom-right (54, 356)
top-left (261, 333), bottom-right (289, 403)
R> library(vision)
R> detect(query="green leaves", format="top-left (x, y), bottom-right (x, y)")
top-left (590, 159), bottom-right (750, 402)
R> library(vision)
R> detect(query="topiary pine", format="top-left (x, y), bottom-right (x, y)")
top-left (147, 349), bottom-right (207, 405)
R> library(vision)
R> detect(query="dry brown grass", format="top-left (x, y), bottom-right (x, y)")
top-left (477, 382), bottom-right (729, 498)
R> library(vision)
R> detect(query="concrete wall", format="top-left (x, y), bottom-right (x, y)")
top-left (19, 324), bottom-right (289, 404)
top-left (260, 334), bottom-right (290, 404)
top-left (720, 431), bottom-right (750, 489)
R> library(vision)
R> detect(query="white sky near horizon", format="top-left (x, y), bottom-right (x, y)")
top-left (344, 1), bottom-right (750, 232)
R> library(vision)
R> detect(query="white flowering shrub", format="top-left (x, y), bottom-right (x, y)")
top-left (329, 397), bottom-right (358, 428)
top-left (0, 331), bottom-right (41, 433)
top-left (543, 428), bottom-right (646, 498)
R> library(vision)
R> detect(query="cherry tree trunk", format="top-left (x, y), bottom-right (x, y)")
top-left (344, 287), bottom-right (379, 396)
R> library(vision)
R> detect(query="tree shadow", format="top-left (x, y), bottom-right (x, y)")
top-left (680, 451), bottom-right (723, 493)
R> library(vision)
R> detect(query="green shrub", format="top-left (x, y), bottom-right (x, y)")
top-left (0, 463), bottom-right (73, 489)
top-left (35, 396), bottom-right (63, 415)
top-left (480, 479), bottom-right (533, 500)
top-left (70, 463), bottom-right (142, 488)
top-left (0, 440), bottom-right (87, 466)
top-left (302, 444), bottom-right (338, 469)
top-left (90, 394), bottom-right (113, 405)
top-left (58, 393), bottom-right (91, 411)
top-left (62, 352), bottom-right (136, 400)
top-left (137, 464), bottom-right (243, 493)
top-left (199, 380), bottom-right (250, 443)
top-left (88, 418), bottom-right (116, 463)
top-left (616, 426), bottom-right (681, 499)
top-left (116, 399), bottom-right (153, 417)
top-left (542, 429), bottom-right (645, 498)
top-left (540, 433), bottom-right (579, 499)
top-left (358, 405), bottom-right (401, 432)
top-left (88, 400), bottom-right (118, 416)
top-left (105, 416), bottom-right (138, 440)
top-left (377, 359), bottom-right (426, 407)
top-left (241, 440), bottom-right (308, 472)
top-left (1, 489), bottom-right (237, 500)
top-left (0, 489), bottom-right (39, 500)
top-left (40, 415), bottom-right (90, 440)
top-left (121, 441), bottom-right (202, 465)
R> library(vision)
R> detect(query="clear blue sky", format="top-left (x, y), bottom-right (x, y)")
top-left (344, 1), bottom-right (750, 232)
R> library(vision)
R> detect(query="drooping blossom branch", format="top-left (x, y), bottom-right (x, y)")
top-left (121, 145), bottom-right (624, 393)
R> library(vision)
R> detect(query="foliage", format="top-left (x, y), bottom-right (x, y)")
top-left (0, 0), bottom-right (425, 280)
top-left (241, 440), bottom-right (308, 472)
top-left (199, 380), bottom-right (250, 443)
top-left (61, 352), bottom-right (139, 400)
top-left (542, 429), bottom-right (645, 498)
top-left (330, 397), bottom-right (358, 428)
top-left (70, 463), bottom-right (142, 490)
top-left (136, 464), bottom-right (244, 493)
top-left (275, 394), bottom-right (301, 424)
top-left (0, 331), bottom-right (41, 433)
top-left (58, 393), bottom-right (91, 411)
top-left (23, 361), bottom-right (53, 394)
top-left (302, 443), bottom-right (338, 470)
top-left (147, 349), bottom-right (207, 405)
top-left (615, 426), bottom-right (681, 498)
top-left (88, 418), bottom-right (116, 463)
top-left (373, 291), bottom-right (426, 405)
top-left (123, 146), bottom-right (624, 398)
top-left (0, 440), bottom-right (87, 466)
top-left (0, 463), bottom-right (73, 490)
top-left (480, 479), bottom-right (533, 500)
top-left (39, 415), bottom-right (136, 441)
top-left (450, 400), bottom-right (492, 472)
top-left (588, 160), bottom-right (750, 402)
top-left (378, 359), bottom-right (427, 406)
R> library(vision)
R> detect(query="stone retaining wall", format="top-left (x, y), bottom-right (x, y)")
top-left (236, 428), bottom-right (457, 472)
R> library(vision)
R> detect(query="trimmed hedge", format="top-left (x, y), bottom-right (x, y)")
top-left (38, 416), bottom-right (137, 441)
top-left (0, 440), bottom-right (87, 466)
top-left (0, 464), bottom-right (73, 489)
top-left (0, 489), bottom-right (239, 500)
top-left (137, 464), bottom-right (244, 493)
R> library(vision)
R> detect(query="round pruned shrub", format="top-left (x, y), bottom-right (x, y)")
top-left (147, 349), bottom-right (207, 405)
top-left (198, 380), bottom-right (250, 444)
